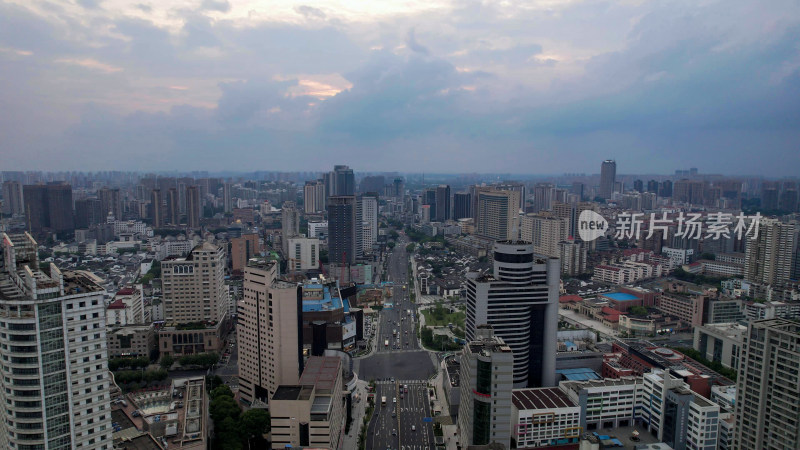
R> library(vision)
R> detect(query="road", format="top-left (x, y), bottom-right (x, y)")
top-left (367, 381), bottom-right (435, 450)
top-left (357, 230), bottom-right (437, 450)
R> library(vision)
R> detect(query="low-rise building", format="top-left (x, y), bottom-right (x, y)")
top-left (693, 323), bottom-right (746, 371)
top-left (107, 324), bottom-right (157, 358)
top-left (511, 387), bottom-right (581, 448)
top-left (270, 356), bottom-right (344, 450)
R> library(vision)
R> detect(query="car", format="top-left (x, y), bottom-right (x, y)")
top-left (392, 411), bottom-right (396, 417)
top-left (393, 397), bottom-right (397, 403)
top-left (412, 425), bottom-right (416, 431)
top-left (392, 429), bottom-right (397, 436)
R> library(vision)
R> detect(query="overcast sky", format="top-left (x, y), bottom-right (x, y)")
top-left (1, 0), bottom-right (799, 175)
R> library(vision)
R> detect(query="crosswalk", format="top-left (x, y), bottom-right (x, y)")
top-left (378, 348), bottom-right (421, 354)
top-left (375, 379), bottom-right (428, 385)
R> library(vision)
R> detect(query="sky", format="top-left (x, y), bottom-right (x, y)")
top-left (1, 0), bottom-right (799, 175)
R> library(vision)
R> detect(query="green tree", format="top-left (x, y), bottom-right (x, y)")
top-left (159, 355), bottom-right (174, 370)
top-left (629, 306), bottom-right (649, 316)
top-left (210, 385), bottom-right (234, 400)
top-left (241, 408), bottom-right (271, 446)
top-left (210, 395), bottom-right (239, 423)
top-left (405, 243), bottom-right (415, 253)
top-left (206, 375), bottom-right (224, 391)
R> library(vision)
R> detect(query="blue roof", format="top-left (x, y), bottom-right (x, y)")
top-left (564, 340), bottom-right (577, 347)
top-left (302, 284), bottom-right (343, 312)
top-left (603, 292), bottom-right (640, 301)
top-left (556, 368), bottom-right (601, 381)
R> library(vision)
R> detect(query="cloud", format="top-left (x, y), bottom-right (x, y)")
top-left (200, 0), bottom-right (231, 13)
top-left (1, 0), bottom-right (799, 175)
top-left (54, 57), bottom-right (122, 73)
top-left (406, 28), bottom-right (429, 55)
top-left (76, 0), bottom-right (103, 8)
top-left (295, 5), bottom-right (326, 20)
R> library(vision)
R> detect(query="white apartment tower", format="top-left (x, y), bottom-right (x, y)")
top-left (734, 319), bottom-right (800, 449)
top-left (465, 241), bottom-right (560, 388)
top-left (475, 189), bottom-right (521, 241)
top-left (161, 242), bottom-right (229, 325)
top-left (0, 232), bottom-right (112, 449)
top-left (303, 181), bottom-right (325, 214)
top-left (520, 213), bottom-right (568, 258)
top-left (457, 325), bottom-right (514, 449)
top-left (358, 194), bottom-right (378, 256)
top-left (744, 218), bottom-right (796, 286)
top-left (281, 201), bottom-right (301, 254)
top-left (237, 260), bottom-right (302, 405)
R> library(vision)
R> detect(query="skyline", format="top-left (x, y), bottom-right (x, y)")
top-left (2, 0), bottom-right (800, 175)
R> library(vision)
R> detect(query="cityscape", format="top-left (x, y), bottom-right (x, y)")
top-left (2, 1), bottom-right (800, 450)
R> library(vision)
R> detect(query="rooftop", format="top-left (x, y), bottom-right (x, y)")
top-left (603, 292), bottom-right (641, 301)
top-left (513, 387), bottom-right (577, 410)
top-left (272, 385), bottom-right (313, 401)
top-left (298, 356), bottom-right (341, 392)
top-left (557, 368), bottom-right (602, 381)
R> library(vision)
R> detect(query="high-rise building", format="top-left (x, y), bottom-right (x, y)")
top-left (359, 175), bottom-right (385, 194)
top-left (761, 184), bottom-right (779, 210)
top-left (647, 179), bottom-right (659, 193)
top-left (779, 187), bottom-right (798, 212)
top-left (98, 187), bottom-right (122, 220)
top-left (465, 241), bottom-right (559, 387)
top-left (532, 183), bottom-right (554, 212)
top-left (286, 237), bottom-right (320, 272)
top-left (744, 218), bottom-right (797, 286)
top-left (150, 188), bottom-right (163, 228)
top-left (185, 185), bottom-right (201, 229)
top-left (281, 201), bottom-right (301, 254)
top-left (673, 179), bottom-right (705, 204)
top-left (238, 260), bottom-right (303, 405)
top-left (327, 196), bottom-right (357, 265)
top-left (552, 202), bottom-right (597, 238)
top-left (457, 325), bottom-right (514, 448)
top-left (392, 177), bottom-right (405, 198)
top-left (659, 180), bottom-right (673, 198)
top-left (231, 234), bottom-right (259, 273)
top-left (475, 189), bottom-right (520, 241)
top-left (734, 319), bottom-right (800, 449)
top-left (496, 182), bottom-right (527, 210)
top-left (2, 181), bottom-right (24, 215)
top-left (423, 188), bottom-right (437, 221)
top-left (161, 242), bottom-right (228, 324)
top-left (559, 238), bottom-right (588, 276)
top-left (520, 213), bottom-right (568, 258)
top-left (436, 184), bottom-right (451, 221)
top-left (325, 165), bottom-right (355, 197)
top-left (633, 179), bottom-right (644, 193)
top-left (599, 159), bottom-right (616, 199)
top-left (358, 194), bottom-right (378, 256)
top-left (303, 180), bottom-right (325, 214)
top-left (571, 182), bottom-right (585, 200)
top-left (23, 183), bottom-right (74, 235)
top-left (74, 197), bottom-right (103, 229)
top-left (223, 182), bottom-right (232, 213)
top-left (0, 232), bottom-right (112, 449)
top-left (167, 187), bottom-right (180, 225)
top-left (454, 192), bottom-right (472, 220)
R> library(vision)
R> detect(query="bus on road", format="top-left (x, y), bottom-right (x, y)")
top-left (381, 396), bottom-right (387, 406)
top-left (384, 339), bottom-right (389, 347)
